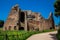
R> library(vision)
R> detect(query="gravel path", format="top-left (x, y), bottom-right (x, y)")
top-left (27, 31), bottom-right (57, 40)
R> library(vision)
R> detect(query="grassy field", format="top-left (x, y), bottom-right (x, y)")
top-left (0, 30), bottom-right (40, 40)
top-left (0, 28), bottom-right (3, 30)
top-left (0, 28), bottom-right (55, 40)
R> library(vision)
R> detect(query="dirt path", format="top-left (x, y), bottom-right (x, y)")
top-left (27, 31), bottom-right (57, 40)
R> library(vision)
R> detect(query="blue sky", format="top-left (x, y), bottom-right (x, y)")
top-left (0, 0), bottom-right (58, 25)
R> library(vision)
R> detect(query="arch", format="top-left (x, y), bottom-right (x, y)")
top-left (9, 26), bottom-right (11, 30)
top-left (5, 27), bottom-right (7, 30)
top-left (14, 26), bottom-right (17, 30)
top-left (19, 27), bottom-right (24, 30)
top-left (20, 12), bottom-right (25, 22)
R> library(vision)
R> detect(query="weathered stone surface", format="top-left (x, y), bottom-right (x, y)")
top-left (3, 4), bottom-right (55, 31)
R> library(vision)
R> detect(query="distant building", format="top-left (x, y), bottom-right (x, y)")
top-left (3, 4), bottom-right (55, 31)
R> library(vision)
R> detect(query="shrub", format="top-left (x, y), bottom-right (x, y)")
top-left (0, 30), bottom-right (40, 40)
top-left (0, 28), bottom-right (2, 31)
top-left (0, 29), bottom-right (55, 40)
top-left (56, 29), bottom-right (60, 40)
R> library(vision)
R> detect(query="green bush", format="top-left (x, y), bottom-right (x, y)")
top-left (56, 29), bottom-right (60, 40)
top-left (0, 28), bottom-right (2, 31)
top-left (0, 30), bottom-right (40, 40)
top-left (0, 29), bottom-right (55, 40)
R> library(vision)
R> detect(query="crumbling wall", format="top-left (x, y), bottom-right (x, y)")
top-left (3, 5), bottom-right (20, 30)
top-left (3, 4), bottom-right (55, 31)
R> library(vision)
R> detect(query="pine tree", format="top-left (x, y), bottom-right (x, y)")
top-left (54, 0), bottom-right (60, 26)
top-left (54, 0), bottom-right (60, 17)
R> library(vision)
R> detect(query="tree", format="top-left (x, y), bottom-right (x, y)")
top-left (54, 0), bottom-right (60, 26)
top-left (0, 20), bottom-right (4, 27)
top-left (54, 0), bottom-right (60, 17)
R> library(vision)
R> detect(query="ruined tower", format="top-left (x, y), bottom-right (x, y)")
top-left (3, 4), bottom-right (20, 30)
top-left (3, 4), bottom-right (55, 31)
top-left (3, 4), bottom-right (28, 31)
top-left (48, 12), bottom-right (55, 29)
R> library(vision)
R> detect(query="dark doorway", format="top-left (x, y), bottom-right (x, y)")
top-left (20, 12), bottom-right (25, 23)
top-left (14, 26), bottom-right (16, 30)
top-left (9, 26), bottom-right (11, 30)
top-left (50, 27), bottom-right (53, 29)
top-left (5, 27), bottom-right (7, 30)
top-left (19, 27), bottom-right (24, 30)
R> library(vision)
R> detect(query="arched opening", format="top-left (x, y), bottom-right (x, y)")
top-left (9, 26), bottom-right (11, 30)
top-left (20, 12), bottom-right (25, 23)
top-left (5, 27), bottom-right (7, 30)
top-left (14, 26), bottom-right (16, 30)
top-left (19, 12), bottom-right (25, 30)
top-left (50, 27), bottom-right (53, 29)
top-left (19, 27), bottom-right (24, 30)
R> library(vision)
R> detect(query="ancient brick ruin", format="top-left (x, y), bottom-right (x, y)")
top-left (3, 4), bottom-right (55, 31)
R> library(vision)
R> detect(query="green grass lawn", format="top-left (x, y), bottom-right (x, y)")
top-left (0, 30), bottom-right (40, 40)
top-left (0, 29), bottom-right (55, 40)
top-left (0, 28), bottom-right (2, 30)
